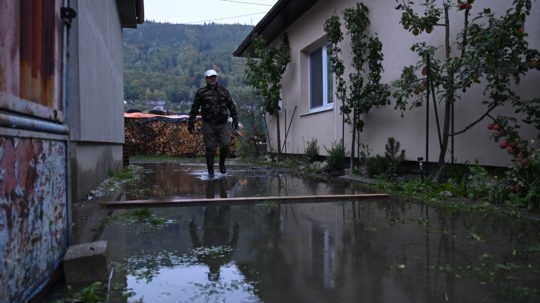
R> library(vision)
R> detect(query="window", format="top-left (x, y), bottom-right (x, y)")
top-left (309, 45), bottom-right (333, 110)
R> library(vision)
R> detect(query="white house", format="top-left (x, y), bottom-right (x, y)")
top-left (234, 0), bottom-right (540, 167)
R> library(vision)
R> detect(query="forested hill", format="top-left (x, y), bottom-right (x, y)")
top-left (123, 21), bottom-right (258, 113)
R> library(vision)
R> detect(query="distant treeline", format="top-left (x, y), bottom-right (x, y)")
top-left (123, 21), bottom-right (264, 133)
top-left (123, 21), bottom-right (260, 108)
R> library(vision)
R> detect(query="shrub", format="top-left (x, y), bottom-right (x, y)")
top-left (69, 281), bottom-right (106, 303)
top-left (325, 142), bottom-right (346, 172)
top-left (358, 143), bottom-right (371, 165)
top-left (237, 136), bottom-right (258, 160)
top-left (503, 147), bottom-right (540, 210)
top-left (366, 155), bottom-right (389, 177)
top-left (466, 165), bottom-right (496, 201)
top-left (384, 137), bottom-right (405, 178)
top-left (464, 159), bottom-right (540, 210)
top-left (305, 138), bottom-right (320, 163)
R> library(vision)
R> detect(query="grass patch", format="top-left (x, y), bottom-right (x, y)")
top-left (50, 281), bottom-right (106, 303)
top-left (87, 165), bottom-right (144, 200)
top-left (371, 178), bottom-right (535, 219)
top-left (303, 167), bottom-right (323, 174)
top-left (108, 168), bottom-right (133, 180)
top-left (107, 165), bottom-right (144, 181)
top-left (110, 209), bottom-right (168, 226)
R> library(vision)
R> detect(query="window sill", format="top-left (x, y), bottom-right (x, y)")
top-left (300, 105), bottom-right (334, 117)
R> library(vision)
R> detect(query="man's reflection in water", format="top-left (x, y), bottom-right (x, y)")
top-left (205, 178), bottom-right (228, 199)
top-left (190, 179), bottom-right (239, 281)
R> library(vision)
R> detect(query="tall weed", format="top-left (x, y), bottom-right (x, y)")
top-left (325, 142), bottom-right (346, 172)
top-left (305, 138), bottom-right (320, 163)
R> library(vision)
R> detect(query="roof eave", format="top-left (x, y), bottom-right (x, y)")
top-left (117, 0), bottom-right (145, 29)
top-left (233, 0), bottom-right (318, 57)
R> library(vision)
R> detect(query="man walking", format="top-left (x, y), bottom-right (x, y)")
top-left (188, 69), bottom-right (238, 177)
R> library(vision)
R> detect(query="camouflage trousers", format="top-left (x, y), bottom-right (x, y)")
top-left (202, 122), bottom-right (231, 153)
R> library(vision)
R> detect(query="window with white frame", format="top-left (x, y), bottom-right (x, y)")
top-left (309, 45), bottom-right (333, 110)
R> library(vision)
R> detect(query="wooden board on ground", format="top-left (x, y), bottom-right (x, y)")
top-left (101, 194), bottom-right (389, 207)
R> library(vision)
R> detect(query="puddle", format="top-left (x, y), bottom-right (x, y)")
top-left (48, 163), bottom-right (540, 303)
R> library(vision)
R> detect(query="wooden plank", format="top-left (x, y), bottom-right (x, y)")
top-left (101, 194), bottom-right (389, 207)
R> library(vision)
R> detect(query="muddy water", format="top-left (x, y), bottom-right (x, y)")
top-left (72, 163), bottom-right (540, 302)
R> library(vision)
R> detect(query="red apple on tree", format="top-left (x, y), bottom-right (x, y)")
top-left (459, 3), bottom-right (472, 10)
top-left (521, 159), bottom-right (530, 167)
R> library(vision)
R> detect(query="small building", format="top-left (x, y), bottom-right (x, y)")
top-left (0, 0), bottom-right (143, 301)
top-left (234, 0), bottom-right (540, 167)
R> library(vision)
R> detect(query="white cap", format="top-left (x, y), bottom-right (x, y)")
top-left (204, 69), bottom-right (218, 77)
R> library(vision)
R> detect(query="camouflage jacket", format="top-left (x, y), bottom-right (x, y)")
top-left (189, 84), bottom-right (238, 125)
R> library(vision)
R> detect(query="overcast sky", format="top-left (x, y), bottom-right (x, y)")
top-left (144, 0), bottom-right (278, 25)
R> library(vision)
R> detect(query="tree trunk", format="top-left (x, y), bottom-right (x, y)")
top-left (342, 111), bottom-right (345, 151)
top-left (350, 109), bottom-right (357, 174)
top-left (357, 126), bottom-right (361, 171)
top-left (435, 4), bottom-right (455, 181)
top-left (276, 112), bottom-right (281, 159)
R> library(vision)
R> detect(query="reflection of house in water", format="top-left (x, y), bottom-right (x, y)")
top-left (312, 225), bottom-right (336, 289)
top-left (230, 199), bottom-right (533, 303)
top-left (96, 168), bottom-right (540, 302)
top-left (225, 171), bottom-right (356, 199)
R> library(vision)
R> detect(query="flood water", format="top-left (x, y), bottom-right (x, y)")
top-left (56, 162), bottom-right (540, 302)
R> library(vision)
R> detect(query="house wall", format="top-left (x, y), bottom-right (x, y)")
top-left (68, 0), bottom-right (125, 201)
top-left (0, 1), bottom-right (69, 302)
top-left (267, 0), bottom-right (540, 167)
top-left (70, 144), bottom-right (123, 202)
top-left (1, 0), bottom-right (133, 300)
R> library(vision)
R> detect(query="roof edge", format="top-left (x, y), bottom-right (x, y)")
top-left (117, 0), bottom-right (145, 29)
top-left (233, 0), bottom-right (317, 57)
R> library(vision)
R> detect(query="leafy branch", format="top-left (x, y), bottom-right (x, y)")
top-left (392, 0), bottom-right (540, 208)
top-left (324, 3), bottom-right (391, 170)
top-left (245, 34), bottom-right (291, 155)
top-left (245, 34), bottom-right (290, 116)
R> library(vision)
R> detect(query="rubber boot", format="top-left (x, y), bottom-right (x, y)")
top-left (206, 152), bottom-right (215, 178)
top-left (219, 147), bottom-right (228, 174)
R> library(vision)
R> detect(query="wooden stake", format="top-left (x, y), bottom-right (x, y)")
top-left (101, 193), bottom-right (389, 207)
